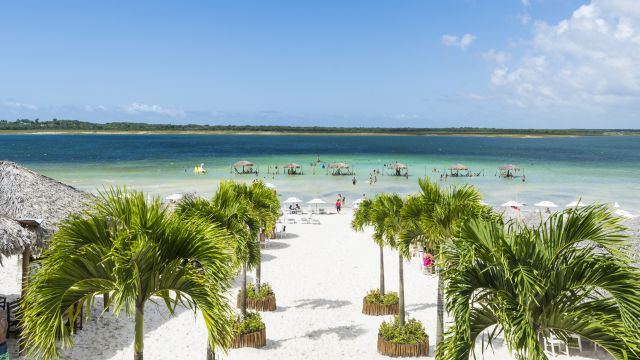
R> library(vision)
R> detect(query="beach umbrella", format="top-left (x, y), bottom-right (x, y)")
top-left (165, 193), bottom-right (183, 202)
top-left (448, 163), bottom-right (469, 171)
top-left (566, 200), bottom-right (587, 208)
top-left (0, 161), bottom-right (89, 295)
top-left (307, 198), bottom-right (326, 212)
top-left (386, 162), bottom-right (407, 170)
top-left (614, 209), bottom-right (636, 219)
top-left (614, 202), bottom-right (621, 208)
top-left (352, 198), bottom-right (365, 205)
top-left (534, 201), bottom-right (558, 208)
top-left (283, 197), bottom-right (302, 204)
top-left (265, 182), bottom-right (277, 190)
top-left (501, 201), bottom-right (524, 208)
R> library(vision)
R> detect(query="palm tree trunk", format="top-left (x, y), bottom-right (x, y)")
top-left (206, 343), bottom-right (215, 360)
top-left (398, 251), bottom-right (405, 328)
top-left (379, 244), bottom-right (385, 295)
top-left (241, 263), bottom-right (248, 320)
top-left (21, 246), bottom-right (30, 297)
top-left (134, 303), bottom-right (144, 360)
top-left (436, 275), bottom-right (444, 345)
top-left (436, 244), bottom-right (445, 346)
top-left (256, 255), bottom-right (262, 291)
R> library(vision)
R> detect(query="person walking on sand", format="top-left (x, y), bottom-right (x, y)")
top-left (336, 199), bottom-right (342, 213)
top-left (352, 176), bottom-right (356, 185)
top-left (0, 312), bottom-right (8, 360)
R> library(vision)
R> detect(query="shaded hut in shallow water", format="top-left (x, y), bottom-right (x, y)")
top-left (328, 162), bottom-right (354, 176)
top-left (385, 162), bottom-right (408, 176)
top-left (284, 163), bottom-right (303, 175)
top-left (448, 164), bottom-right (470, 177)
top-left (232, 160), bottom-right (258, 175)
top-left (498, 164), bottom-right (522, 178)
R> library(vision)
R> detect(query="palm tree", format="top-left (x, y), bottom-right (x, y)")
top-left (245, 180), bottom-right (281, 291)
top-left (352, 198), bottom-right (387, 295)
top-left (400, 178), bottom-right (487, 344)
top-left (371, 194), bottom-right (407, 326)
top-left (176, 181), bottom-right (261, 320)
top-left (20, 188), bottom-right (235, 360)
top-left (438, 205), bottom-right (640, 360)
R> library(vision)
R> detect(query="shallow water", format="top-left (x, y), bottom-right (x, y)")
top-left (1, 134), bottom-right (639, 212)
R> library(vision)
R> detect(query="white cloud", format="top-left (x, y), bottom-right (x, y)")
top-left (522, 0), bottom-right (530, 6)
top-left (517, 12), bottom-right (531, 25)
top-left (121, 102), bottom-right (186, 117)
top-left (483, 49), bottom-right (511, 64)
top-left (2, 100), bottom-right (38, 111)
top-left (489, 0), bottom-right (640, 111)
top-left (441, 33), bottom-right (476, 50)
top-left (84, 104), bottom-right (107, 112)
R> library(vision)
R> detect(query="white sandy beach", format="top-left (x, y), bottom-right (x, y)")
top-left (2, 207), bottom-right (619, 360)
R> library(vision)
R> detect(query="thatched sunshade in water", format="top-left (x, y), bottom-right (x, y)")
top-left (284, 163), bottom-right (303, 175)
top-left (328, 162), bottom-right (353, 175)
top-left (233, 160), bottom-right (256, 174)
top-left (498, 164), bottom-right (521, 177)
top-left (0, 161), bottom-right (89, 294)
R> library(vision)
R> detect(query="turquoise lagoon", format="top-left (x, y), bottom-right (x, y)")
top-left (1, 134), bottom-right (639, 212)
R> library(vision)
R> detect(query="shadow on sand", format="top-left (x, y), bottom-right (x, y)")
top-left (291, 298), bottom-right (351, 310)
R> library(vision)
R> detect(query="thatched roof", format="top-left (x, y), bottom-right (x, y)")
top-left (284, 163), bottom-right (301, 169)
top-left (449, 163), bottom-right (469, 171)
top-left (0, 161), bottom-right (89, 236)
top-left (233, 160), bottom-right (254, 167)
top-left (329, 162), bottom-right (351, 169)
top-left (0, 216), bottom-right (43, 258)
top-left (387, 162), bottom-right (407, 170)
top-left (498, 164), bottom-right (520, 171)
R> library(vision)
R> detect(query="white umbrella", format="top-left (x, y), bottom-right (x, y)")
top-left (566, 200), bottom-right (586, 208)
top-left (614, 202), bottom-right (621, 208)
top-left (614, 209), bottom-right (636, 219)
top-left (352, 198), bottom-right (365, 205)
top-left (283, 197), bottom-right (302, 204)
top-left (265, 182), bottom-right (277, 190)
top-left (307, 198), bottom-right (326, 212)
top-left (534, 201), bottom-right (558, 208)
top-left (501, 201), bottom-right (524, 208)
top-left (165, 193), bottom-right (183, 202)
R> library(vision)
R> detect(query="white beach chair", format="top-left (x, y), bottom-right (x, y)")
top-left (312, 216), bottom-right (321, 225)
top-left (301, 216), bottom-right (310, 224)
top-left (542, 334), bottom-right (569, 356)
top-left (287, 217), bottom-right (296, 224)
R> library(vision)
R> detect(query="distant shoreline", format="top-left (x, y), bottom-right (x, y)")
top-left (1, 120), bottom-right (639, 137)
top-left (1, 130), bottom-right (638, 138)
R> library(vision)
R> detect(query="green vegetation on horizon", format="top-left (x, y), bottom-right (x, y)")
top-left (1, 118), bottom-right (639, 136)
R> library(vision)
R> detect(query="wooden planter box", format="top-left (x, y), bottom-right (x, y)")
top-left (237, 293), bottom-right (277, 312)
top-left (231, 328), bottom-right (267, 349)
top-left (362, 296), bottom-right (399, 316)
top-left (377, 334), bottom-right (429, 357)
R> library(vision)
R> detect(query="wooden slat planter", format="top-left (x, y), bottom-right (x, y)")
top-left (377, 334), bottom-right (429, 357)
top-left (362, 296), bottom-right (399, 316)
top-left (231, 328), bottom-right (267, 349)
top-left (237, 293), bottom-right (277, 312)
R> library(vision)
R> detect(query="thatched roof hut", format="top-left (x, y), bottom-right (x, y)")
top-left (386, 162), bottom-right (407, 170)
top-left (0, 216), bottom-right (40, 258)
top-left (449, 164), bottom-right (469, 171)
top-left (0, 161), bottom-right (89, 234)
top-left (0, 161), bottom-right (89, 294)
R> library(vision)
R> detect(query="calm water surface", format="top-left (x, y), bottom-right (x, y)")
top-left (1, 134), bottom-right (639, 212)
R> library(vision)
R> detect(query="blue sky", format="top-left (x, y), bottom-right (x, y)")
top-left (1, 0), bottom-right (638, 128)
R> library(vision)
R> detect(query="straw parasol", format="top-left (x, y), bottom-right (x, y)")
top-left (233, 160), bottom-right (254, 167)
top-left (449, 164), bottom-right (469, 171)
top-left (165, 193), bottom-right (183, 202)
top-left (0, 161), bottom-right (89, 294)
top-left (386, 162), bottom-right (407, 170)
top-left (329, 162), bottom-right (350, 169)
top-left (566, 200), bottom-right (587, 208)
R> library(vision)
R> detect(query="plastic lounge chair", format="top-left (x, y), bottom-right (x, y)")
top-left (312, 217), bottom-right (321, 225)
top-left (287, 217), bottom-right (296, 224)
top-left (542, 334), bottom-right (569, 356)
top-left (301, 216), bottom-right (310, 224)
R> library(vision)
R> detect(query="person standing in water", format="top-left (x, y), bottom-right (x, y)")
top-left (352, 176), bottom-right (356, 185)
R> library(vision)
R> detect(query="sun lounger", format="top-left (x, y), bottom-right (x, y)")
top-left (312, 217), bottom-right (321, 225)
top-left (301, 216), bottom-right (310, 224)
